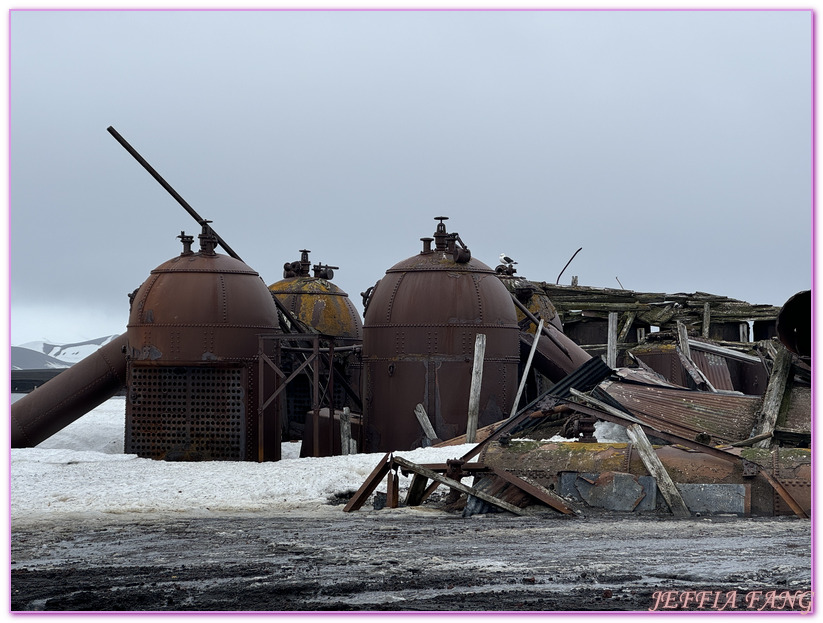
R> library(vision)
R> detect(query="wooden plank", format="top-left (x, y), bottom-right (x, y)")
top-left (405, 473), bottom-right (429, 506)
top-left (702, 302), bottom-right (711, 339)
top-left (509, 319), bottom-right (544, 418)
top-left (413, 404), bottom-right (439, 444)
top-left (676, 321), bottom-right (691, 360)
top-left (688, 339), bottom-right (764, 364)
top-left (625, 424), bottom-right (690, 518)
top-left (491, 468), bottom-right (574, 515)
top-left (386, 469), bottom-right (399, 508)
top-left (342, 453), bottom-right (392, 512)
top-left (617, 311), bottom-right (637, 343)
top-left (606, 312), bottom-right (618, 368)
top-left (676, 348), bottom-right (718, 392)
top-left (466, 334), bottom-right (486, 443)
top-left (569, 388), bottom-right (650, 428)
top-left (340, 407), bottom-right (352, 456)
top-left (392, 456), bottom-right (526, 516)
top-left (751, 344), bottom-right (793, 449)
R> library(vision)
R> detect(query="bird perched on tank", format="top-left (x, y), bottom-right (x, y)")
top-left (499, 253), bottom-right (517, 265)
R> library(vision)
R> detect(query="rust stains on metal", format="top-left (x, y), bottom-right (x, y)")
top-left (269, 249), bottom-right (363, 343)
top-left (361, 217), bottom-right (521, 452)
top-left (11, 334), bottom-right (129, 448)
top-left (125, 227), bottom-right (282, 461)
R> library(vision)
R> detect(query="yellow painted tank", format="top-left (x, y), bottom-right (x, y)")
top-left (268, 249), bottom-right (363, 344)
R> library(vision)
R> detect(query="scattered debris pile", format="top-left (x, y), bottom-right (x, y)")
top-left (345, 288), bottom-right (810, 520)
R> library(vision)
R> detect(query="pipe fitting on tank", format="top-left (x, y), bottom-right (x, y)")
top-left (198, 222), bottom-right (218, 255)
top-left (420, 237), bottom-right (434, 254)
top-left (178, 231), bottom-right (194, 256)
top-left (433, 216), bottom-right (449, 251)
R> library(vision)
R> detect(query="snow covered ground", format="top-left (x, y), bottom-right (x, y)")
top-left (10, 393), bottom-right (627, 525)
top-left (10, 396), bottom-right (487, 524)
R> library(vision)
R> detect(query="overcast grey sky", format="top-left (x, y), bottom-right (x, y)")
top-left (9, 9), bottom-right (812, 345)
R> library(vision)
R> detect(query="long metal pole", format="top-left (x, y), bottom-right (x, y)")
top-left (106, 126), bottom-right (243, 261)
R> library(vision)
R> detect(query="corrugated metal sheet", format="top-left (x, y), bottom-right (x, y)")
top-left (691, 350), bottom-right (735, 391)
top-left (600, 381), bottom-right (761, 444)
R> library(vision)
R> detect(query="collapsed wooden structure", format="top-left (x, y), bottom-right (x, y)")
top-left (343, 284), bottom-right (811, 520)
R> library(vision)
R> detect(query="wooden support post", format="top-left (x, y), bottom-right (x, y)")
top-left (751, 344), bottom-right (793, 449)
top-left (466, 333), bottom-right (486, 443)
top-left (606, 312), bottom-right (618, 368)
top-left (386, 468), bottom-right (399, 508)
top-left (625, 424), bottom-right (690, 518)
top-left (617, 311), bottom-right (636, 343)
top-left (340, 407), bottom-right (352, 456)
top-left (509, 319), bottom-right (544, 419)
top-left (676, 321), bottom-right (691, 360)
top-left (414, 403), bottom-right (439, 445)
top-left (702, 302), bottom-right (711, 338)
top-left (405, 473), bottom-right (429, 506)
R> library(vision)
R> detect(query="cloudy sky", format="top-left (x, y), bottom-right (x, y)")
top-left (8, 8), bottom-right (813, 346)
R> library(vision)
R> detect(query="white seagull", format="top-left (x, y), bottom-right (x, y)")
top-left (499, 253), bottom-right (517, 265)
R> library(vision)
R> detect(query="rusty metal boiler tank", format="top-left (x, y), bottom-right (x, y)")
top-left (269, 249), bottom-right (363, 345)
top-left (361, 217), bottom-right (521, 452)
top-left (268, 249), bottom-right (364, 446)
top-left (125, 228), bottom-right (282, 461)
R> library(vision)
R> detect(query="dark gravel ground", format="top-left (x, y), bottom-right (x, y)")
top-left (10, 505), bottom-right (812, 613)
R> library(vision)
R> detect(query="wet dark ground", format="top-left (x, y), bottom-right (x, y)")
top-left (10, 506), bottom-right (812, 613)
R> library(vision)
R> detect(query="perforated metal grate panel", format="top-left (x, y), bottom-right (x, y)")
top-left (126, 365), bottom-right (246, 460)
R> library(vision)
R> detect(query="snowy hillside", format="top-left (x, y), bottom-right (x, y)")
top-left (13, 334), bottom-right (120, 369)
top-left (10, 347), bottom-right (71, 371)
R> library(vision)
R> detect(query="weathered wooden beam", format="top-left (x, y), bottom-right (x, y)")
top-left (386, 469), bottom-right (399, 508)
top-left (751, 344), bottom-right (793, 449)
top-left (509, 319), bottom-right (543, 419)
top-left (405, 473), bottom-right (429, 506)
top-left (340, 407), bottom-right (352, 456)
top-left (414, 403), bottom-right (440, 445)
top-left (625, 424), bottom-right (691, 518)
top-left (490, 468), bottom-right (574, 515)
top-left (687, 338), bottom-right (762, 364)
top-left (606, 312), bottom-right (618, 368)
top-left (676, 347), bottom-right (718, 392)
top-left (392, 456), bottom-right (526, 516)
top-left (676, 321), bottom-right (691, 360)
top-left (569, 388), bottom-right (650, 428)
top-left (617, 310), bottom-right (637, 342)
top-left (702, 302), bottom-right (711, 338)
top-left (466, 334), bottom-right (486, 443)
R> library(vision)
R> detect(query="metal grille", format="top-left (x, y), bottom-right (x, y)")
top-left (127, 365), bottom-right (245, 460)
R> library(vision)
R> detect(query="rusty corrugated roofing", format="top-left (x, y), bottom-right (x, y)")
top-left (600, 381), bottom-right (761, 444)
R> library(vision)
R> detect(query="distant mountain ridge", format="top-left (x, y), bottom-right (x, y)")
top-left (12, 335), bottom-right (120, 370)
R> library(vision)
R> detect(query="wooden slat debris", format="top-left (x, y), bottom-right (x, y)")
top-left (391, 456), bottom-right (526, 516)
top-left (414, 403), bottom-right (440, 445)
top-left (751, 344), bottom-right (793, 449)
top-left (466, 334), bottom-right (486, 443)
top-left (491, 468), bottom-right (574, 515)
top-left (625, 424), bottom-right (691, 518)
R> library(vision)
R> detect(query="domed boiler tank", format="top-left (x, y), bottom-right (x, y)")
top-left (268, 249), bottom-right (364, 447)
top-left (268, 249), bottom-right (363, 344)
top-left (361, 217), bottom-right (521, 452)
top-left (126, 228), bottom-right (282, 461)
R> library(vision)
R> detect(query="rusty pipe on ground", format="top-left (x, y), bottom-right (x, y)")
top-left (11, 333), bottom-right (128, 448)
